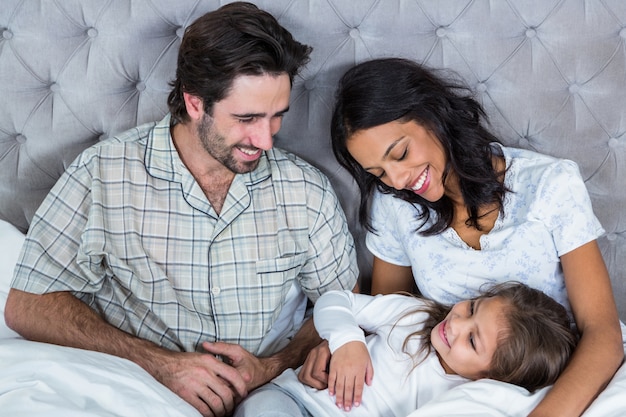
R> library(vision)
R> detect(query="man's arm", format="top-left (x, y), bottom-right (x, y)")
top-left (4, 288), bottom-right (247, 417)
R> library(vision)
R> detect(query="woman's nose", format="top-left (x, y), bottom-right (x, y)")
top-left (385, 165), bottom-right (409, 190)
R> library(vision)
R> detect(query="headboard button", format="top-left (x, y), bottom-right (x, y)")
top-left (2, 29), bottom-right (13, 40)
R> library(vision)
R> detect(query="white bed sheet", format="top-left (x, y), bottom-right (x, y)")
top-left (1, 219), bottom-right (624, 416)
top-left (0, 339), bottom-right (201, 417)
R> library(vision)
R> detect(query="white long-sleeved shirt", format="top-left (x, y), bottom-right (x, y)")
top-left (272, 291), bottom-right (468, 416)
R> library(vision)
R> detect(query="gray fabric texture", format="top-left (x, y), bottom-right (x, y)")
top-left (0, 0), bottom-right (624, 319)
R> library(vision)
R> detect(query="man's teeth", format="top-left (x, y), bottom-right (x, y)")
top-left (412, 167), bottom-right (428, 191)
top-left (239, 147), bottom-right (257, 155)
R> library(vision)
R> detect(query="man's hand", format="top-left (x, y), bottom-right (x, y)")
top-left (297, 339), bottom-right (331, 389)
top-left (150, 348), bottom-right (248, 417)
top-left (202, 341), bottom-right (275, 392)
top-left (327, 341), bottom-right (373, 411)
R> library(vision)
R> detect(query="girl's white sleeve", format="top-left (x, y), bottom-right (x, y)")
top-left (313, 291), bottom-right (416, 353)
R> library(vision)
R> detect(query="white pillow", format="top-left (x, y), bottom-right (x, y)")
top-left (0, 219), bottom-right (26, 339)
top-left (0, 338), bottom-right (201, 417)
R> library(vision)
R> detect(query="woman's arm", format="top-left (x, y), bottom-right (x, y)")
top-left (529, 240), bottom-right (624, 417)
top-left (370, 256), bottom-right (415, 295)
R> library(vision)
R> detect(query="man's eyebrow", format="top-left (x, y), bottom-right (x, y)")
top-left (362, 136), bottom-right (404, 171)
top-left (232, 106), bottom-right (290, 119)
top-left (275, 106), bottom-right (290, 116)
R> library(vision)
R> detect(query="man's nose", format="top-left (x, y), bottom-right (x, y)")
top-left (251, 119), bottom-right (275, 151)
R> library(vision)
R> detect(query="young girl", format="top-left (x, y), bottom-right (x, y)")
top-left (236, 282), bottom-right (576, 417)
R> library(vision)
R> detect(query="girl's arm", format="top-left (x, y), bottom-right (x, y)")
top-left (313, 291), bottom-right (374, 410)
top-left (327, 341), bottom-right (374, 411)
top-left (370, 256), bottom-right (415, 295)
top-left (314, 291), bottom-right (415, 411)
top-left (529, 240), bottom-right (624, 417)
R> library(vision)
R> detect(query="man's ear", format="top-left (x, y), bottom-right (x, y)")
top-left (183, 92), bottom-right (204, 121)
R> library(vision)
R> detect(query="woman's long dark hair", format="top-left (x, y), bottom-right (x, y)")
top-left (396, 282), bottom-right (577, 392)
top-left (331, 58), bottom-right (507, 235)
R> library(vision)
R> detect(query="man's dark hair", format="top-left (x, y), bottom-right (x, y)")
top-left (168, 1), bottom-right (311, 122)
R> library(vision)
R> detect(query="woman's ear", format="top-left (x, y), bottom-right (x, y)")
top-left (183, 92), bottom-right (204, 121)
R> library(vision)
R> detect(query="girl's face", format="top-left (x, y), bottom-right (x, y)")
top-left (346, 120), bottom-right (448, 202)
top-left (431, 296), bottom-right (508, 380)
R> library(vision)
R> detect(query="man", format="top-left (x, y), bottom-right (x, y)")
top-left (4, 3), bottom-right (358, 417)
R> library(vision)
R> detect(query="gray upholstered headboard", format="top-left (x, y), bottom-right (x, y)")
top-left (1, 0), bottom-right (624, 319)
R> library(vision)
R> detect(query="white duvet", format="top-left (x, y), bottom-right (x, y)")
top-left (1, 219), bottom-right (625, 417)
top-left (0, 339), bottom-right (201, 417)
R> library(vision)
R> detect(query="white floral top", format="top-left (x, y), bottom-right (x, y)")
top-left (366, 144), bottom-right (604, 312)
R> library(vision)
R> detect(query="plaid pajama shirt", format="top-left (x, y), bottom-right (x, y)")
top-left (12, 114), bottom-right (358, 354)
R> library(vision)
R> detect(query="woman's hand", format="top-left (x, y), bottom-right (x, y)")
top-left (327, 341), bottom-right (374, 411)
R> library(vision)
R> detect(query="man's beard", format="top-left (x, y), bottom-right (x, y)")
top-left (197, 113), bottom-right (260, 174)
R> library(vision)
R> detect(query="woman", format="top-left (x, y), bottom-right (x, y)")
top-left (237, 282), bottom-right (576, 417)
top-left (323, 58), bottom-right (622, 416)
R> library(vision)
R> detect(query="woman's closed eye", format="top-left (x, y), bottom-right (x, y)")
top-left (367, 168), bottom-right (385, 179)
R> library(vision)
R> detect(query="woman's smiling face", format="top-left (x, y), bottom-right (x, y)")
top-left (346, 120), bottom-right (448, 202)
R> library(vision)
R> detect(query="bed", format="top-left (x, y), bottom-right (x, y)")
top-left (1, 0), bottom-right (625, 415)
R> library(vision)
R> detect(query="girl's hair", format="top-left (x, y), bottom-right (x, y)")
top-left (167, 2), bottom-right (311, 123)
top-left (331, 58), bottom-right (507, 235)
top-left (398, 282), bottom-right (577, 392)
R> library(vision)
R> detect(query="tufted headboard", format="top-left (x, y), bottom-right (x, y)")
top-left (1, 0), bottom-right (624, 320)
